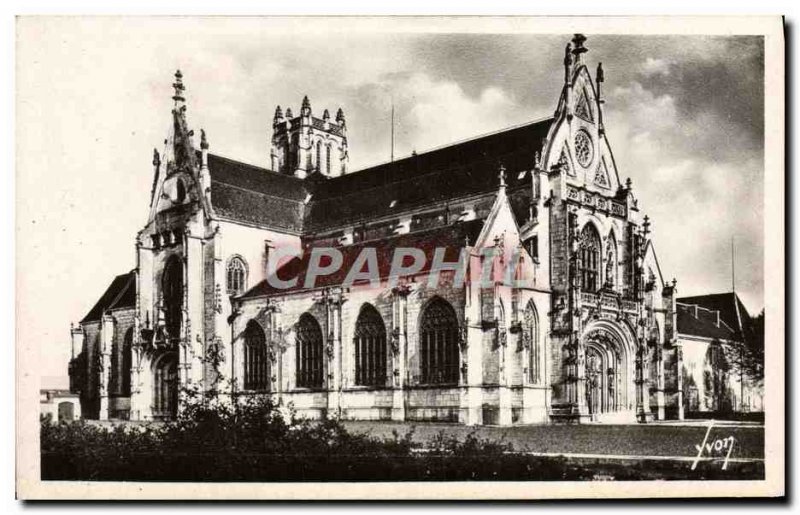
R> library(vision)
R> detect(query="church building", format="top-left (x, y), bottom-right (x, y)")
top-left (68, 35), bottom-right (760, 425)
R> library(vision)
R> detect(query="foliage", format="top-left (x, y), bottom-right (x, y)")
top-left (41, 389), bottom-right (764, 482)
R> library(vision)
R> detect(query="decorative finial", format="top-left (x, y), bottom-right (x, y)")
top-left (172, 69), bottom-right (185, 105)
top-left (200, 129), bottom-right (209, 150)
top-left (499, 164), bottom-right (507, 190)
top-left (323, 108), bottom-right (330, 120)
top-left (571, 34), bottom-right (588, 59)
top-left (286, 107), bottom-right (294, 119)
top-left (152, 148), bottom-right (160, 167)
top-left (643, 215), bottom-right (651, 236)
top-left (672, 278), bottom-right (677, 288)
top-left (626, 177), bottom-right (632, 190)
top-left (596, 62), bottom-right (604, 83)
top-left (274, 105), bottom-right (283, 123)
top-left (301, 95), bottom-right (311, 116)
top-left (336, 107), bottom-right (345, 125)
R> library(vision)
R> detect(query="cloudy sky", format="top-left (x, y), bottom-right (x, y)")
top-left (17, 18), bottom-right (764, 384)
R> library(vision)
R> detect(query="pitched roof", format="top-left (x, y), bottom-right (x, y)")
top-left (304, 118), bottom-right (553, 232)
top-left (80, 271), bottom-right (136, 324)
top-left (240, 219), bottom-right (484, 299)
top-left (677, 292), bottom-right (754, 342)
top-left (206, 153), bottom-right (309, 232)
top-left (676, 301), bottom-right (737, 341)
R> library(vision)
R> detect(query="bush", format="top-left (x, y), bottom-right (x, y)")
top-left (40, 391), bottom-right (764, 482)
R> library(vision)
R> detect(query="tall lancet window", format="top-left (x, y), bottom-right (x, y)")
top-left (353, 304), bottom-right (387, 386)
top-left (316, 140), bottom-right (322, 172)
top-left (226, 256), bottom-right (247, 296)
top-left (419, 297), bottom-right (459, 385)
top-left (579, 224), bottom-right (601, 292)
top-left (243, 320), bottom-right (269, 392)
top-left (162, 255), bottom-right (183, 340)
top-left (605, 233), bottom-right (618, 290)
top-left (524, 301), bottom-right (541, 384)
top-left (296, 313), bottom-right (324, 388)
top-left (325, 144), bottom-right (332, 175)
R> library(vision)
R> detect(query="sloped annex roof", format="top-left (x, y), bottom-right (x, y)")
top-left (80, 271), bottom-right (136, 324)
top-left (676, 301), bottom-right (737, 341)
top-left (206, 153), bottom-right (309, 232)
top-left (240, 219), bottom-right (485, 299)
top-left (303, 118), bottom-right (553, 232)
top-left (677, 292), bottom-right (755, 343)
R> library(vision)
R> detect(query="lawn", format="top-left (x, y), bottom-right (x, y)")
top-left (342, 421), bottom-right (765, 459)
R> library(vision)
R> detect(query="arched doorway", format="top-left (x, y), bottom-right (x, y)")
top-left (58, 401), bottom-right (74, 422)
top-left (153, 352), bottom-right (179, 420)
top-left (582, 321), bottom-right (636, 422)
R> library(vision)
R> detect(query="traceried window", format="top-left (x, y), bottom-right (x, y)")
top-left (296, 313), bottom-right (324, 389)
top-left (524, 301), bottom-right (541, 384)
top-left (162, 255), bottom-right (183, 340)
top-left (243, 320), bottom-right (269, 391)
top-left (419, 297), bottom-right (460, 385)
top-left (605, 233), bottom-right (618, 289)
top-left (579, 224), bottom-right (601, 292)
top-left (574, 130), bottom-right (593, 168)
top-left (110, 328), bottom-right (133, 398)
top-left (226, 257), bottom-right (247, 296)
top-left (316, 140), bottom-right (322, 172)
top-left (325, 144), bottom-right (332, 175)
top-left (353, 304), bottom-right (387, 386)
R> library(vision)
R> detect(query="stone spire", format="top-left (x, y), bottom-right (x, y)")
top-left (200, 128), bottom-right (209, 150)
top-left (285, 107), bottom-right (294, 119)
top-left (170, 70), bottom-right (196, 172)
top-left (301, 95), bottom-right (311, 117)
top-left (336, 107), bottom-right (346, 127)
top-left (563, 43), bottom-right (574, 85)
top-left (273, 105), bottom-right (284, 126)
top-left (596, 62), bottom-right (605, 135)
top-left (172, 69), bottom-right (186, 108)
top-left (323, 108), bottom-right (330, 121)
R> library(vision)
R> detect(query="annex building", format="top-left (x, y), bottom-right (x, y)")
top-left (68, 35), bottom-right (762, 425)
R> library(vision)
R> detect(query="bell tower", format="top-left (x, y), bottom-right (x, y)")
top-left (270, 96), bottom-right (349, 178)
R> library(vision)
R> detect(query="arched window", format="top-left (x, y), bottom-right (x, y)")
top-left (243, 320), bottom-right (269, 391)
top-left (419, 297), bottom-right (459, 385)
top-left (162, 255), bottom-right (183, 340)
top-left (325, 144), bottom-right (332, 175)
top-left (296, 314), bottom-right (324, 388)
top-left (354, 304), bottom-right (387, 386)
top-left (605, 233), bottom-right (618, 289)
top-left (316, 140), bottom-right (322, 171)
top-left (579, 224), bottom-right (601, 292)
top-left (524, 301), bottom-right (541, 384)
top-left (109, 328), bottom-right (133, 397)
top-left (226, 257), bottom-right (247, 296)
top-left (175, 178), bottom-right (186, 203)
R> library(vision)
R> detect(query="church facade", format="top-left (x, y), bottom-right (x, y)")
top-left (67, 35), bottom-right (760, 425)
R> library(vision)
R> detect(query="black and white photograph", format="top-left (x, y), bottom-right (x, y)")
top-left (14, 15), bottom-right (784, 500)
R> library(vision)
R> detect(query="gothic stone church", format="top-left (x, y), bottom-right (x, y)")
top-left (68, 35), bottom-right (760, 425)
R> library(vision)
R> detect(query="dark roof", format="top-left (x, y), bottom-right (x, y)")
top-left (207, 153), bottom-right (309, 232)
top-left (80, 271), bottom-right (136, 324)
top-left (304, 118), bottom-right (553, 232)
top-left (240, 219), bottom-right (484, 299)
top-left (676, 301), bottom-right (737, 341)
top-left (677, 292), bottom-right (754, 342)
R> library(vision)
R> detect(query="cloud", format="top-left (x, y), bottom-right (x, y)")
top-left (346, 73), bottom-right (523, 169)
top-left (641, 57), bottom-right (672, 77)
